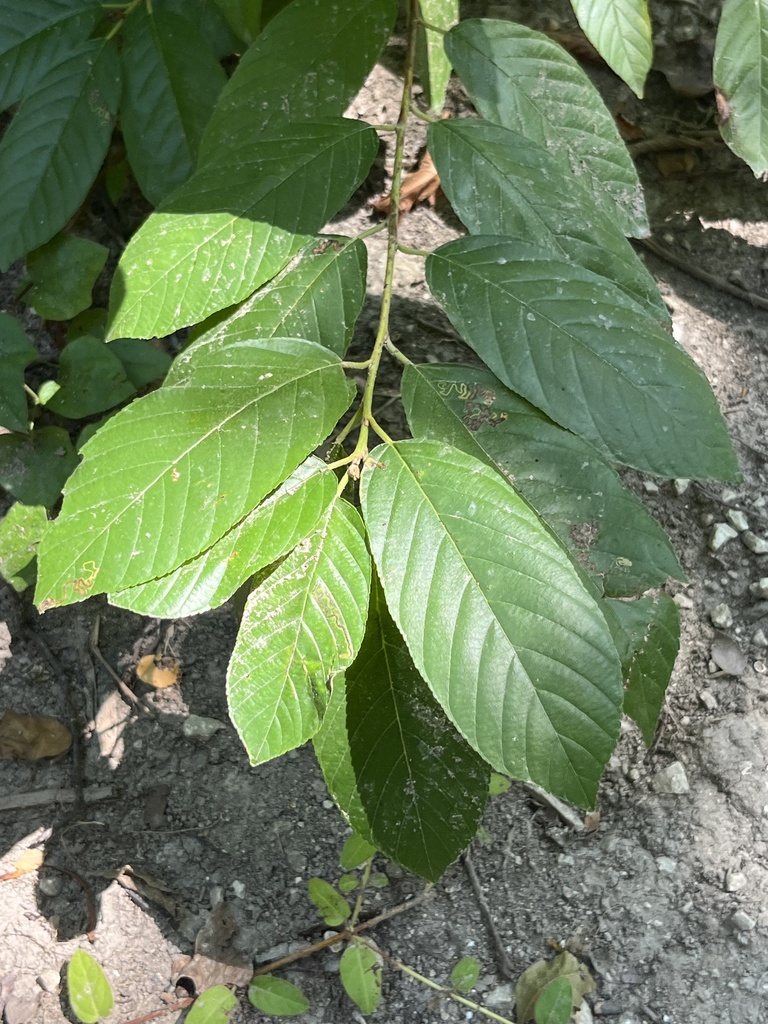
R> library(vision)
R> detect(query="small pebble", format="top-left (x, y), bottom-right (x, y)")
top-left (38, 874), bottom-right (63, 897)
top-left (231, 880), bottom-right (246, 898)
top-left (673, 592), bottom-right (694, 609)
top-left (721, 488), bottom-right (741, 504)
top-left (673, 478), bottom-right (690, 496)
top-left (183, 715), bottom-right (225, 742)
top-left (651, 761), bottom-right (690, 795)
top-left (483, 983), bottom-right (514, 1010)
top-left (656, 856), bottom-right (677, 874)
top-left (725, 870), bottom-right (747, 892)
top-left (726, 509), bottom-right (750, 532)
top-left (731, 910), bottom-right (756, 932)
top-left (643, 480), bottom-right (660, 494)
top-left (754, 629), bottom-right (768, 647)
top-left (36, 970), bottom-right (60, 994)
top-left (709, 523), bottom-right (738, 551)
top-left (698, 690), bottom-right (718, 710)
top-left (742, 532), bottom-right (768, 554)
top-left (711, 603), bottom-right (734, 629)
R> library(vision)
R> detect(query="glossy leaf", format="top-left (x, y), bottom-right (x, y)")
top-left (451, 956), bottom-right (480, 993)
top-left (361, 440), bottom-right (624, 808)
top-left (46, 336), bottom-right (135, 418)
top-left (0, 39), bottom-right (120, 270)
top-left (248, 976), bottom-right (309, 1017)
top-left (67, 949), bottom-right (114, 1024)
top-left (426, 237), bottom-right (740, 481)
top-left (199, 0), bottom-right (396, 161)
top-left (428, 118), bottom-right (662, 318)
top-left (402, 363), bottom-right (685, 597)
top-left (120, 7), bottom-right (227, 204)
top-left (0, 427), bottom-right (78, 509)
top-left (227, 500), bottom-right (371, 766)
top-left (25, 234), bottom-right (108, 320)
top-left (340, 944), bottom-right (383, 1014)
top-left (35, 339), bottom-right (354, 608)
top-left (714, 0), bottom-right (768, 175)
top-left (308, 877), bottom-right (350, 926)
top-left (0, 503), bottom-right (48, 592)
top-left (185, 986), bottom-right (237, 1024)
top-left (110, 458), bottom-right (336, 617)
top-left (107, 119), bottom-right (377, 339)
top-left (445, 18), bottom-right (649, 236)
top-left (570, 0), bottom-right (652, 98)
top-left (0, 314), bottom-right (36, 432)
top-left (340, 832), bottom-right (376, 870)
top-left (415, 0), bottom-right (458, 111)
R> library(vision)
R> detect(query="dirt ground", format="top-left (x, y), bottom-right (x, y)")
top-left (2, 4), bottom-right (768, 1024)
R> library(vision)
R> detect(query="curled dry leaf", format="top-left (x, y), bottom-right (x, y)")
top-left (372, 150), bottom-right (441, 214)
top-left (136, 654), bottom-right (181, 688)
top-left (0, 710), bottom-right (72, 760)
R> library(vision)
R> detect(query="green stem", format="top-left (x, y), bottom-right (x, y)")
top-left (398, 242), bottom-right (431, 257)
top-left (105, 0), bottom-right (142, 38)
top-left (356, 220), bottom-right (389, 242)
top-left (385, 338), bottom-right (412, 366)
top-left (410, 104), bottom-right (440, 124)
top-left (349, 857), bottom-right (374, 928)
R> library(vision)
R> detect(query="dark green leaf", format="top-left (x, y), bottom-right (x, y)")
top-left (426, 237), bottom-right (740, 481)
top-left (185, 985), bottom-right (237, 1024)
top-left (35, 339), bottom-right (354, 607)
top-left (451, 956), bottom-right (480, 993)
top-left (534, 976), bottom-right (574, 1024)
top-left (199, 0), bottom-right (396, 161)
top-left (67, 949), bottom-right (114, 1024)
top-left (428, 118), bottom-right (662, 317)
top-left (314, 676), bottom-right (372, 842)
top-left (308, 877), bottom-right (350, 926)
top-left (570, 0), bottom-right (652, 97)
top-left (120, 8), bottom-right (227, 204)
top-left (248, 976), bottom-right (309, 1017)
top-left (107, 120), bottom-right (377, 339)
top-left (445, 18), bottom-right (649, 236)
top-left (108, 339), bottom-right (172, 389)
top-left (25, 234), bottom-right (108, 320)
top-left (714, 0), bottom-right (768, 175)
top-left (402, 363), bottom-right (685, 597)
top-left (340, 944), bottom-right (382, 1014)
top-left (361, 440), bottom-right (624, 809)
top-left (0, 427), bottom-right (78, 509)
top-left (340, 833), bottom-right (376, 870)
top-left (0, 503), bottom-right (48, 592)
top-left (0, 313), bottom-right (36, 432)
top-left (208, 0), bottom-right (262, 45)
top-left (415, 0), bottom-right (458, 111)
top-left (46, 336), bottom-right (135, 418)
top-left (0, 39), bottom-right (121, 270)
top-left (156, 0), bottom-right (241, 58)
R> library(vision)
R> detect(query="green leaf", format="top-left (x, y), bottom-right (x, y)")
top-left (415, 0), bottom-right (458, 111)
top-left (34, 338), bottom-right (354, 608)
top-left (713, 0), bottom-right (768, 175)
top-left (569, 0), bottom-right (652, 98)
top-left (156, 0), bottom-right (241, 58)
top-left (247, 976), bottom-right (309, 1017)
top-left (0, 39), bottom-right (121, 270)
top-left (361, 440), bottom-right (624, 809)
top-left (489, 772), bottom-right (511, 796)
top-left (515, 952), bottom-right (594, 1024)
top-left (444, 18), bottom-right (649, 237)
top-left (199, 0), bottom-right (396, 162)
top-left (534, 976), bottom-right (574, 1024)
top-left (428, 118), bottom-right (662, 317)
top-left (608, 593), bottom-right (679, 746)
top-left (185, 986), bottom-right (238, 1024)
top-left (110, 458), bottom-right (336, 616)
top-left (108, 338), bottom-right (172, 389)
top-left (227, 499), bottom-right (371, 765)
top-left (107, 120), bottom-right (377, 340)
top-left (0, 0), bottom-right (100, 111)
top-left (340, 833), bottom-right (377, 870)
top-left (308, 877), bottom-right (350, 926)
top-left (179, 237), bottom-right (367, 365)
top-left (339, 873), bottom-right (359, 892)
top-left (0, 427), bottom-right (78, 509)
top-left (340, 943), bottom-right (382, 1014)
top-left (25, 234), bottom-right (108, 320)
top-left (120, 7), bottom-right (227, 205)
top-left (314, 676), bottom-right (372, 842)
top-left (67, 949), bottom-right (114, 1024)
top-left (0, 503), bottom-right (48, 592)
top-left (46, 336), bottom-right (135, 419)
top-left (343, 573), bottom-right (489, 880)
top-left (208, 0), bottom-right (263, 45)
top-left (402, 363), bottom-right (685, 597)
top-left (426, 238), bottom-right (740, 481)
top-left (450, 956), bottom-right (480, 993)
top-left (0, 313), bottom-right (36, 432)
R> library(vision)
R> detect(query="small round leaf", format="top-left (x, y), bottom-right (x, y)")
top-left (67, 949), bottom-right (113, 1024)
top-left (247, 976), bottom-right (309, 1017)
top-left (450, 956), bottom-right (480, 993)
top-left (340, 944), bottom-right (383, 1015)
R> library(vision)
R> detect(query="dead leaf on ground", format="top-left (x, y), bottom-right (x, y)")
top-left (136, 654), bottom-right (181, 688)
top-left (0, 711), bottom-right (72, 760)
top-left (173, 902), bottom-right (252, 995)
top-left (372, 150), bottom-right (441, 214)
top-left (515, 951), bottom-right (596, 1024)
top-left (0, 848), bottom-right (44, 882)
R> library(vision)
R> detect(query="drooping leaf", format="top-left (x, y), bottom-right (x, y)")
top-left (107, 119), bottom-right (377, 339)
top-left (415, 0), bottom-right (458, 111)
top-left (108, 338), bottom-right (172, 389)
top-left (120, 7), bottom-right (227, 204)
top-left (608, 593), bottom-right (679, 746)
top-left (534, 976), bottom-right (575, 1024)
top-left (713, 0), bottom-right (768, 175)
top-left (35, 339), bottom-right (354, 608)
top-left (67, 949), bottom-right (114, 1024)
top-left (402, 363), bottom-right (685, 597)
top-left (178, 237), bottom-right (367, 365)
top-left (25, 234), bottom-right (108, 320)
top-left (110, 458), bottom-right (336, 617)
top-left (247, 976), bottom-right (309, 1017)
top-left (185, 986), bottom-right (238, 1024)
top-left (308, 877), bottom-right (350, 926)
top-left (569, 0), bottom-right (652, 98)
top-left (340, 943), bottom-right (383, 1014)
top-left (45, 336), bottom-right (135, 418)
top-left (0, 427), bottom-right (79, 509)
top-left (0, 503), bottom-right (48, 592)
top-left (451, 957), bottom-right (480, 993)
top-left (0, 314), bottom-right (36, 432)
top-left (227, 499), bottom-right (371, 766)
top-left (361, 440), bottom-right (624, 809)
top-left (340, 832), bottom-right (377, 870)
top-left (515, 952), bottom-right (595, 1024)
top-left (199, 0), bottom-right (396, 161)
top-left (428, 118), bottom-right (662, 318)
top-left (445, 18), bottom-right (649, 236)
top-left (426, 237), bottom-right (740, 481)
top-left (0, 0), bottom-right (100, 111)
top-left (0, 39), bottom-right (121, 270)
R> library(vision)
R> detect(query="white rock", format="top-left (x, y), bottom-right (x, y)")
top-left (731, 910), bottom-right (756, 932)
top-left (673, 592), bottom-right (694, 609)
top-left (709, 523), bottom-right (738, 551)
top-left (721, 488), bottom-right (741, 504)
top-left (698, 690), bottom-right (718, 710)
top-left (753, 629), bottom-right (768, 647)
top-left (651, 761), bottom-right (690, 795)
top-left (749, 578), bottom-right (768, 597)
top-left (742, 531), bottom-right (768, 554)
top-left (710, 603), bottom-right (733, 629)
top-left (183, 714), bottom-right (225, 741)
top-left (483, 983), bottom-right (514, 1010)
top-left (673, 478), bottom-right (690, 496)
top-left (656, 856), bottom-right (677, 874)
top-left (725, 870), bottom-right (747, 892)
top-left (643, 480), bottom-right (660, 494)
top-left (36, 970), bottom-right (60, 994)
top-left (726, 509), bottom-right (750, 532)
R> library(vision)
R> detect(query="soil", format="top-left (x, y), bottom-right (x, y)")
top-left (2, 4), bottom-right (768, 1024)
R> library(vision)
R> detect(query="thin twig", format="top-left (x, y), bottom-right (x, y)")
top-left (0, 786), bottom-right (115, 813)
top-left (118, 998), bottom-right (194, 1024)
top-left (462, 851), bottom-right (515, 980)
top-left (90, 614), bottom-right (154, 716)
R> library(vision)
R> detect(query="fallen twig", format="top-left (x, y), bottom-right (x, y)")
top-left (0, 785), bottom-right (115, 813)
top-left (462, 850), bottom-right (515, 981)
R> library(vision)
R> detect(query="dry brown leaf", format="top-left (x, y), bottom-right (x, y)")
top-left (372, 151), bottom-right (441, 214)
top-left (654, 150), bottom-right (697, 178)
top-left (173, 902), bottom-right (252, 995)
top-left (136, 654), bottom-right (181, 688)
top-left (0, 711), bottom-right (72, 760)
top-left (0, 848), bottom-right (44, 882)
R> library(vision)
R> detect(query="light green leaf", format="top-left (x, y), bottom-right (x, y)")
top-left (534, 976), bottom-right (574, 1024)
top-left (339, 873), bottom-right (359, 892)
top-left (46, 336), bottom-right (135, 418)
top-left (340, 833), bottom-right (377, 870)
top-left (179, 237), bottom-right (367, 365)
top-left (67, 949), bottom-right (114, 1024)
top-left (428, 118), bottom-right (662, 317)
top-left (227, 499), bottom-right (371, 765)
top-left (489, 772), bottom-right (511, 795)
top-left (570, 0), bottom-right (652, 97)
top-left (451, 956), bottom-right (480, 993)
top-left (340, 943), bottom-right (382, 1014)
top-left (445, 18), bottom-right (649, 236)
top-left (120, 7), bottom-right (227, 205)
top-left (247, 976), bottom-right (309, 1017)
top-left (0, 39), bottom-right (120, 270)
top-left (0, 313), bottom-right (36, 432)
top-left (185, 986), bottom-right (238, 1024)
top-left (608, 593), bottom-right (679, 746)
top-left (25, 234), bottom-right (107, 320)
top-left (199, 0), bottom-right (396, 161)
top-left (308, 877), bottom-right (350, 926)
top-left (0, 427), bottom-right (78, 509)
top-left (361, 440), bottom-right (624, 809)
top-left (110, 458), bottom-right (336, 616)
top-left (314, 676), bottom-right (372, 842)
top-left (402, 363), bottom-right (685, 597)
top-left (0, 503), bottom-right (48, 592)
top-left (415, 0), bottom-right (458, 111)
top-left (0, 0), bottom-right (100, 111)
top-left (35, 339), bottom-right (354, 608)
top-left (714, 0), bottom-right (768, 174)
top-left (426, 238), bottom-right (740, 481)
top-left (108, 338), bottom-right (172, 389)
top-left (107, 120), bottom-right (377, 340)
